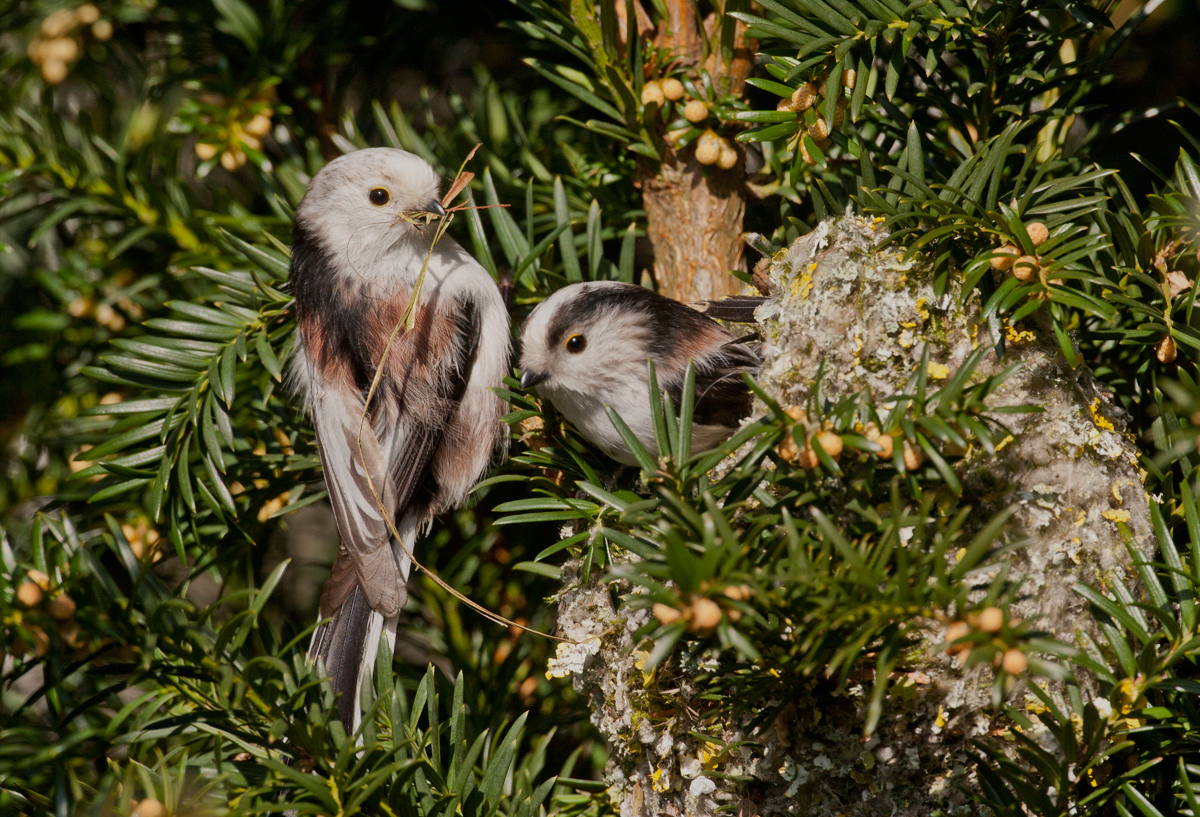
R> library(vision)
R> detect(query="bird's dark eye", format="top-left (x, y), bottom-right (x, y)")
top-left (369, 187), bottom-right (391, 206)
top-left (565, 334), bottom-right (586, 354)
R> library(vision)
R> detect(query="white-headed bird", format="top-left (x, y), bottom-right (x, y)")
top-left (518, 281), bottom-right (759, 465)
top-left (288, 148), bottom-right (509, 729)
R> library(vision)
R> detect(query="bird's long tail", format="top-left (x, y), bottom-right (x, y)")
top-left (309, 519), bottom-right (414, 733)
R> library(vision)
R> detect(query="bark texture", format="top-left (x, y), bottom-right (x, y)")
top-left (551, 215), bottom-right (1155, 816)
top-left (641, 153), bottom-right (746, 302)
top-left (641, 0), bottom-right (753, 303)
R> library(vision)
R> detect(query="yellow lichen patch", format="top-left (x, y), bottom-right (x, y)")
top-left (1102, 509), bottom-right (1131, 524)
top-left (650, 767), bottom-right (670, 793)
top-left (698, 741), bottom-right (720, 770)
top-left (1005, 324), bottom-right (1038, 344)
top-left (969, 322), bottom-right (979, 349)
top-left (935, 706), bottom-right (947, 728)
top-left (915, 298), bottom-right (930, 324)
top-left (995, 434), bottom-right (1016, 452)
top-left (955, 547), bottom-right (967, 561)
top-left (1074, 510), bottom-right (1087, 526)
top-left (1089, 398), bottom-right (1115, 432)
top-left (791, 266), bottom-right (815, 300)
top-left (1111, 483), bottom-right (1123, 504)
top-left (927, 362), bottom-right (950, 380)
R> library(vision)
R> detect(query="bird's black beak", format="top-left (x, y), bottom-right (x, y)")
top-left (520, 369), bottom-right (548, 390)
top-left (423, 199), bottom-right (447, 218)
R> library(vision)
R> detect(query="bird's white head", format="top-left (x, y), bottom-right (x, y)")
top-left (293, 148), bottom-right (446, 285)
top-left (518, 281), bottom-right (656, 397)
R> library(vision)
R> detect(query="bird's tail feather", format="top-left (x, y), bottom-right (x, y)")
top-left (309, 518), bottom-right (414, 733)
top-left (697, 295), bottom-right (769, 323)
top-left (310, 585), bottom-right (375, 731)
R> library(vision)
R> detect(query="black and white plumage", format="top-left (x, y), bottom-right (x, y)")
top-left (288, 148), bottom-right (509, 729)
top-left (518, 281), bottom-right (760, 465)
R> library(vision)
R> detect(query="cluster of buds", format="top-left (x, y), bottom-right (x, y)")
top-left (694, 129), bottom-right (738, 170)
top-left (67, 295), bottom-right (128, 332)
top-left (27, 4), bottom-right (111, 84)
top-left (990, 222), bottom-right (1061, 291)
top-left (943, 606), bottom-right (1027, 674)
top-left (777, 69), bottom-right (855, 164)
top-left (122, 519), bottom-right (163, 562)
top-left (776, 406), bottom-right (844, 469)
top-left (643, 78), bottom-right (739, 171)
top-left (652, 585), bottom-right (750, 634)
top-left (190, 94), bottom-right (275, 172)
top-left (10, 569), bottom-right (81, 658)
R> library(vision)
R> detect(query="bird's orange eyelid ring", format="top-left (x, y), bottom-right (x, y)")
top-left (565, 333), bottom-right (586, 353)
top-left (369, 187), bottom-right (391, 206)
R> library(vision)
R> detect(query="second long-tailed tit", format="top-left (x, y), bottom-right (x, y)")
top-left (288, 148), bottom-right (510, 730)
top-left (518, 281), bottom-right (760, 465)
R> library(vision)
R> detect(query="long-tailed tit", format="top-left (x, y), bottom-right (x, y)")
top-left (518, 281), bottom-right (760, 465)
top-left (289, 148), bottom-right (509, 729)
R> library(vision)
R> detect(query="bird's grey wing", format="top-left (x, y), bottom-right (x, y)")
top-left (311, 387), bottom-right (405, 618)
top-left (663, 339), bottom-right (760, 429)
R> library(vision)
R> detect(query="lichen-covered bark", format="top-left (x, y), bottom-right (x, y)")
top-left (552, 215), bottom-right (1155, 816)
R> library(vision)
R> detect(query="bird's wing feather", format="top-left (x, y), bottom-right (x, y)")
top-left (662, 339), bottom-right (760, 429)
top-left (312, 386), bottom-right (405, 617)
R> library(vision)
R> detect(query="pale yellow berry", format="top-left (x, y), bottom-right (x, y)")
top-left (945, 621), bottom-right (970, 648)
top-left (640, 80), bottom-right (665, 107)
top-left (694, 131), bottom-right (720, 165)
top-left (91, 20), bottom-right (112, 41)
top-left (807, 118), bottom-right (830, 142)
top-left (41, 37), bottom-right (79, 62)
top-left (30, 626), bottom-right (50, 657)
top-left (814, 430), bottom-right (843, 460)
top-left (239, 134), bottom-right (261, 151)
top-left (661, 77), bottom-right (685, 101)
top-left (722, 585), bottom-right (751, 602)
top-left (777, 435), bottom-right (799, 462)
top-left (1026, 222), bottom-right (1049, 246)
top-left (716, 140), bottom-right (738, 170)
top-left (1012, 255), bottom-right (1039, 282)
top-left (785, 406), bottom-right (808, 424)
top-left (244, 113), bottom-right (272, 137)
top-left (16, 582), bottom-right (43, 607)
top-left (653, 603), bottom-right (682, 625)
top-left (841, 69), bottom-right (857, 89)
top-left (902, 439), bottom-right (923, 471)
top-left (688, 598), bottom-right (723, 632)
top-left (797, 444), bottom-right (820, 470)
top-left (790, 83), bottom-right (818, 112)
top-left (77, 4), bottom-right (101, 24)
top-left (194, 142), bottom-right (218, 161)
top-left (131, 798), bottom-right (166, 817)
top-left (1001, 649), bottom-right (1027, 674)
top-left (48, 593), bottom-right (76, 621)
top-left (1158, 336), bottom-right (1177, 364)
top-left (683, 99), bottom-right (709, 123)
top-left (27, 569), bottom-right (51, 590)
top-left (874, 433), bottom-right (894, 459)
top-left (776, 98), bottom-right (795, 112)
top-left (41, 9), bottom-right (76, 38)
top-left (990, 244), bottom-right (1019, 271)
top-left (42, 59), bottom-right (68, 84)
top-left (833, 98), bottom-right (847, 128)
top-left (976, 606), bottom-right (1004, 633)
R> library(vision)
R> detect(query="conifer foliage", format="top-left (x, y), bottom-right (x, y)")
top-left (1, 0), bottom-right (1199, 815)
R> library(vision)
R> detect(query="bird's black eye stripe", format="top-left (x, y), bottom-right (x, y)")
top-left (369, 187), bottom-right (390, 206)
top-left (565, 334), bottom-right (586, 353)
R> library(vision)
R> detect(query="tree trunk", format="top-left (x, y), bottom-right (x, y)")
top-left (551, 215), bottom-right (1154, 816)
top-left (640, 152), bottom-right (746, 302)
top-left (640, 0), bottom-right (754, 303)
